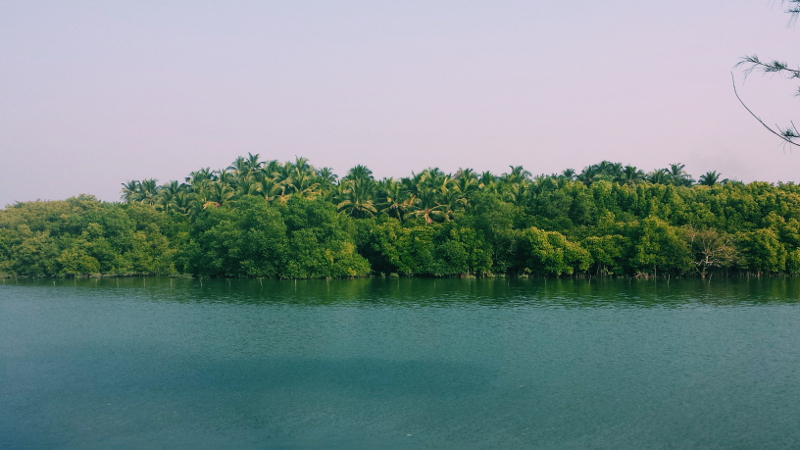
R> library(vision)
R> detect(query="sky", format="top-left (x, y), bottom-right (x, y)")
top-left (1, 0), bottom-right (799, 206)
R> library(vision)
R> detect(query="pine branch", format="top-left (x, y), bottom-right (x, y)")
top-left (735, 55), bottom-right (800, 80)
top-left (731, 72), bottom-right (800, 147)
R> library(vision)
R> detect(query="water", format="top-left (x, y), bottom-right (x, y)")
top-left (2, 277), bottom-right (800, 449)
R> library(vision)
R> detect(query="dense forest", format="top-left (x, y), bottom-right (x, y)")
top-left (2, 155), bottom-right (800, 279)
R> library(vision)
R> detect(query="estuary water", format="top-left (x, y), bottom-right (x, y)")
top-left (1, 276), bottom-right (800, 449)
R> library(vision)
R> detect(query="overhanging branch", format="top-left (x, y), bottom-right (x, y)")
top-left (731, 72), bottom-right (800, 147)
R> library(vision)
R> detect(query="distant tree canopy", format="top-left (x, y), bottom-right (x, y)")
top-left (735, 0), bottom-right (800, 146)
top-left (3, 155), bottom-right (800, 279)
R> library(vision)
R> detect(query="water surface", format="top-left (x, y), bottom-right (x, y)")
top-left (2, 277), bottom-right (799, 449)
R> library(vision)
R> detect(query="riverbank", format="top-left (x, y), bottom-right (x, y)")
top-left (4, 160), bottom-right (800, 279)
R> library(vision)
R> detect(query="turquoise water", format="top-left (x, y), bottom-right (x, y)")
top-left (2, 277), bottom-right (800, 449)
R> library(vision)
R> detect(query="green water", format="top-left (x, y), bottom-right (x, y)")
top-left (2, 277), bottom-right (800, 449)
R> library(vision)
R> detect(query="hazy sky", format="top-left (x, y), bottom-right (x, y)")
top-left (1, 0), bottom-right (799, 206)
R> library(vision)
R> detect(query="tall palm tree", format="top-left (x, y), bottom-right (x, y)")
top-left (285, 169), bottom-right (322, 199)
top-left (503, 165), bottom-right (532, 184)
top-left (436, 188), bottom-right (468, 221)
top-left (243, 153), bottom-right (262, 174)
top-left (186, 180), bottom-right (214, 215)
top-left (273, 163), bottom-right (292, 185)
top-left (402, 171), bottom-right (427, 198)
top-left (275, 185), bottom-right (292, 203)
top-left (578, 165), bottom-right (601, 185)
top-left (174, 191), bottom-right (193, 215)
top-left (155, 180), bottom-right (185, 213)
top-left (503, 181), bottom-right (530, 207)
top-left (316, 167), bottom-right (338, 188)
top-left (343, 165), bottom-right (374, 183)
top-left (376, 178), bottom-right (410, 220)
top-left (208, 181), bottom-right (235, 206)
top-left (596, 161), bottom-right (623, 181)
top-left (647, 169), bottom-right (670, 184)
top-left (667, 163), bottom-right (693, 186)
top-left (478, 171), bottom-right (496, 191)
top-left (214, 168), bottom-right (235, 186)
top-left (407, 189), bottom-right (447, 224)
top-left (233, 175), bottom-right (260, 197)
top-left (292, 156), bottom-right (312, 174)
top-left (698, 171), bottom-right (724, 186)
top-left (186, 167), bottom-right (213, 186)
top-left (259, 160), bottom-right (283, 181)
top-left (137, 179), bottom-right (160, 206)
top-left (228, 156), bottom-right (248, 176)
top-left (455, 167), bottom-right (476, 180)
top-left (530, 174), bottom-right (560, 195)
top-left (454, 168), bottom-right (479, 199)
top-left (257, 177), bottom-right (283, 202)
top-left (121, 180), bottom-right (140, 203)
top-left (337, 179), bottom-right (378, 218)
top-left (621, 165), bottom-right (645, 185)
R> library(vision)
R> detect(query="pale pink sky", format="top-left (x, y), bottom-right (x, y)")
top-left (1, 0), bottom-right (799, 206)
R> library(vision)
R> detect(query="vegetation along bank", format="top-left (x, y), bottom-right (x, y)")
top-left (2, 156), bottom-right (799, 279)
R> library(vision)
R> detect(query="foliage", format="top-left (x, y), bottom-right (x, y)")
top-left (515, 227), bottom-right (591, 276)
top-left (0, 196), bottom-right (178, 276)
top-left (736, 229), bottom-right (787, 274)
top-left (5, 156), bottom-right (800, 279)
top-left (626, 217), bottom-right (692, 276)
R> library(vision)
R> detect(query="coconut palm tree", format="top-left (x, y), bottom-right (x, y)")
top-left (254, 174), bottom-right (282, 201)
top-left (503, 181), bottom-right (531, 207)
top-left (621, 165), bottom-right (645, 185)
top-left (286, 169), bottom-right (322, 199)
top-left (530, 174), bottom-right (560, 195)
top-left (407, 189), bottom-right (447, 224)
top-left (596, 161), bottom-right (623, 182)
top-left (561, 168), bottom-right (577, 181)
top-left (403, 171), bottom-right (428, 198)
top-left (667, 163), bottom-right (694, 186)
top-left (121, 180), bottom-right (140, 203)
top-left (173, 191), bottom-right (192, 215)
top-left (647, 169), bottom-right (670, 184)
top-left (208, 181), bottom-right (235, 206)
top-left (155, 180), bottom-right (185, 213)
top-left (316, 167), bottom-right (338, 190)
top-left (698, 171), bottom-right (724, 186)
top-left (186, 167), bottom-right (213, 186)
top-left (578, 165), bottom-right (601, 185)
top-left (478, 171), bottom-right (497, 192)
top-left (259, 160), bottom-right (283, 181)
top-left (454, 168), bottom-right (479, 199)
top-left (214, 168), bottom-right (235, 186)
top-left (343, 165), bottom-right (374, 183)
top-left (376, 178), bottom-right (409, 220)
top-left (292, 156), bottom-right (312, 174)
top-left (437, 187), bottom-right (468, 221)
top-left (228, 156), bottom-right (248, 176)
top-left (503, 165), bottom-right (532, 185)
top-left (243, 152), bottom-right (262, 174)
top-left (135, 179), bottom-right (160, 206)
top-left (337, 179), bottom-right (378, 218)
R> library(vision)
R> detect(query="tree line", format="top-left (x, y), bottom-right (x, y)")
top-left (2, 155), bottom-right (800, 279)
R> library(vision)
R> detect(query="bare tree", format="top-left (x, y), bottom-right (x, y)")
top-left (684, 227), bottom-right (737, 278)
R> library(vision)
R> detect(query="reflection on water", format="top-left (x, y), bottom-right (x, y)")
top-left (2, 277), bottom-right (800, 449)
top-left (6, 275), bottom-right (800, 308)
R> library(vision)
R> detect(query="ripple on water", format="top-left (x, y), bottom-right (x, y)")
top-left (2, 277), bottom-right (800, 449)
